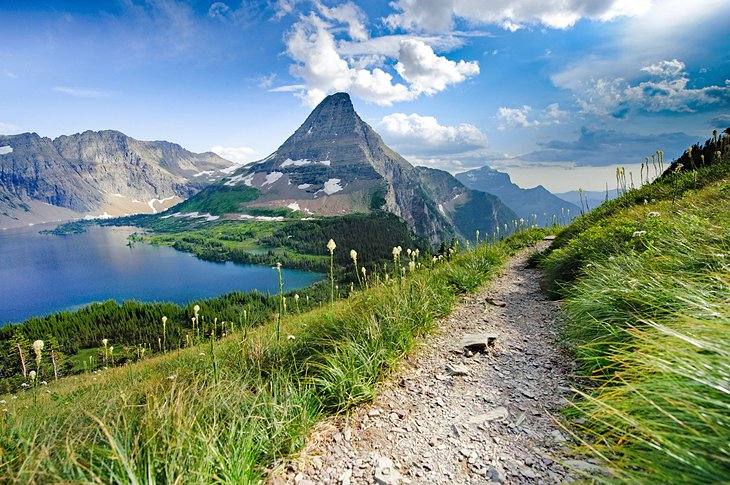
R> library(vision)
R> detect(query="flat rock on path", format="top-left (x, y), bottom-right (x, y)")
top-left (274, 244), bottom-right (578, 484)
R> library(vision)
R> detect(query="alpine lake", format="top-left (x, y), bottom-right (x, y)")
top-left (0, 224), bottom-right (322, 325)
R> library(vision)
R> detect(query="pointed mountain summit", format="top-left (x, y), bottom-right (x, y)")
top-left (179, 93), bottom-right (516, 243)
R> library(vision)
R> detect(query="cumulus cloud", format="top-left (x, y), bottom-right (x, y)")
top-left (210, 145), bottom-right (257, 164)
top-left (53, 86), bottom-right (112, 98)
top-left (574, 60), bottom-right (730, 116)
top-left (384, 0), bottom-right (651, 33)
top-left (497, 104), bottom-right (567, 130)
top-left (275, 9), bottom-right (479, 106)
top-left (379, 112), bottom-right (487, 155)
top-left (395, 39), bottom-right (479, 95)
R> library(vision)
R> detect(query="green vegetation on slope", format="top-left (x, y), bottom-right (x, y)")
top-left (534, 135), bottom-right (730, 483)
top-left (0, 229), bottom-right (547, 483)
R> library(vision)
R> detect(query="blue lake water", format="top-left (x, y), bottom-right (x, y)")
top-left (0, 225), bottom-right (323, 325)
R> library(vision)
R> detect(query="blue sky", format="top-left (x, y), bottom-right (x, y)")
top-left (1, 0), bottom-right (729, 191)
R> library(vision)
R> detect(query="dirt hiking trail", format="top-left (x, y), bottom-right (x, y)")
top-left (276, 243), bottom-right (583, 484)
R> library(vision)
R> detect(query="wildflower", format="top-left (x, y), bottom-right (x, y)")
top-left (276, 261), bottom-right (282, 270)
top-left (432, 256), bottom-right (437, 263)
top-left (407, 248), bottom-right (412, 257)
top-left (29, 370), bottom-right (36, 381)
top-left (632, 230), bottom-right (647, 237)
top-left (102, 338), bottom-right (108, 347)
top-left (198, 352), bottom-right (206, 356)
top-left (0, 400), bottom-right (5, 404)
top-left (40, 381), bottom-right (48, 386)
top-left (408, 261), bottom-right (416, 272)
top-left (294, 293), bottom-right (300, 301)
top-left (167, 375), bottom-right (176, 381)
top-left (350, 249), bottom-right (357, 262)
top-left (361, 266), bottom-right (366, 276)
top-left (327, 239), bottom-right (336, 253)
top-left (162, 316), bottom-right (167, 325)
top-left (392, 246), bottom-right (400, 257)
top-left (33, 340), bottom-right (44, 366)
top-left (21, 382), bottom-right (30, 388)
top-left (647, 211), bottom-right (660, 218)
top-left (287, 335), bottom-right (296, 340)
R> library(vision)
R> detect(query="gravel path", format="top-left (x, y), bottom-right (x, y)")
top-left (275, 243), bottom-right (579, 484)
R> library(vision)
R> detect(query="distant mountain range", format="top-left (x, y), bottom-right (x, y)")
top-left (174, 93), bottom-right (517, 243)
top-left (0, 130), bottom-right (233, 228)
top-left (456, 166), bottom-right (580, 224)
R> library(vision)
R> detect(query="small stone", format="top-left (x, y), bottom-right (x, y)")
top-left (368, 409), bottom-right (381, 417)
top-left (488, 465), bottom-right (507, 483)
top-left (374, 456), bottom-right (401, 485)
top-left (446, 364), bottom-right (469, 376)
top-left (485, 297), bottom-right (507, 307)
top-left (339, 468), bottom-right (352, 485)
top-left (520, 467), bottom-right (537, 479)
top-left (468, 406), bottom-right (509, 425)
top-left (459, 333), bottom-right (497, 352)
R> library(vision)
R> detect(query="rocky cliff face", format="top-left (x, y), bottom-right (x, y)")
top-left (0, 130), bottom-right (233, 227)
top-left (190, 93), bottom-right (516, 243)
top-left (456, 166), bottom-right (580, 224)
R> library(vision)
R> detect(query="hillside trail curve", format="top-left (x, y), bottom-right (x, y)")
top-left (275, 242), bottom-right (582, 485)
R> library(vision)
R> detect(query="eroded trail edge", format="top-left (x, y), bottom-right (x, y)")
top-left (280, 244), bottom-right (578, 484)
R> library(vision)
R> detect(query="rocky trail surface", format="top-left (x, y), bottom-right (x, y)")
top-left (276, 243), bottom-right (583, 484)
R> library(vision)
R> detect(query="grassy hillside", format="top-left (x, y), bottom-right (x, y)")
top-left (534, 134), bottom-right (730, 483)
top-left (0, 228), bottom-right (547, 483)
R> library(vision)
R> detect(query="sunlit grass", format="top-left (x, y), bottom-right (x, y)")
top-left (538, 146), bottom-right (730, 483)
top-left (0, 229), bottom-right (548, 483)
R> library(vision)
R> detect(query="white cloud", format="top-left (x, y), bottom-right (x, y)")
top-left (273, 0), bottom-right (300, 19)
top-left (379, 112), bottom-right (487, 154)
top-left (497, 104), bottom-right (566, 130)
top-left (53, 86), bottom-right (112, 98)
top-left (497, 106), bottom-right (540, 130)
top-left (315, 1), bottom-right (368, 42)
top-left (0, 122), bottom-right (20, 134)
top-left (575, 60), bottom-right (730, 115)
top-left (207, 2), bottom-right (231, 19)
top-left (384, 0), bottom-right (651, 33)
top-left (641, 59), bottom-right (685, 78)
top-left (395, 39), bottom-right (479, 95)
top-left (210, 145), bottom-right (257, 164)
top-left (279, 13), bottom-right (479, 106)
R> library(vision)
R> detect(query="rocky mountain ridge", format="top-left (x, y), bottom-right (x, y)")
top-left (183, 93), bottom-right (517, 243)
top-left (456, 166), bottom-right (580, 224)
top-left (0, 130), bottom-right (233, 228)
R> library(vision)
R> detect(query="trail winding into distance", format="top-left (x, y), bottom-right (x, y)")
top-left (277, 244), bottom-right (584, 484)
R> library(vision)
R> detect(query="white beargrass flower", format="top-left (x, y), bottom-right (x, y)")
top-left (409, 261), bottom-right (415, 272)
top-left (350, 249), bottom-right (357, 262)
top-left (33, 340), bottom-right (44, 366)
top-left (632, 230), bottom-right (647, 237)
top-left (647, 211), bottom-right (660, 218)
top-left (327, 239), bottom-right (336, 253)
top-left (29, 370), bottom-right (36, 381)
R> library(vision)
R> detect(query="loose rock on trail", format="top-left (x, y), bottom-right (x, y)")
top-left (276, 243), bottom-right (580, 484)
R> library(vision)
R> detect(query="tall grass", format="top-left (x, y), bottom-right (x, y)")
top-left (0, 229), bottom-right (548, 483)
top-left (539, 152), bottom-right (730, 483)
